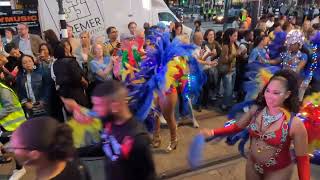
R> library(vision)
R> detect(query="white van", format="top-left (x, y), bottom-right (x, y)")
top-left (38, 0), bottom-right (191, 39)
top-left (104, 0), bottom-right (191, 35)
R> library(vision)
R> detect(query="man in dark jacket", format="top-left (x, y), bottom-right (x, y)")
top-left (62, 80), bottom-right (156, 180)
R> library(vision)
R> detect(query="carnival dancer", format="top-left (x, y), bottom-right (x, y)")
top-left (303, 31), bottom-right (320, 95)
top-left (280, 30), bottom-right (308, 74)
top-left (115, 29), bottom-right (205, 152)
top-left (199, 70), bottom-right (310, 180)
top-left (279, 30), bottom-right (308, 101)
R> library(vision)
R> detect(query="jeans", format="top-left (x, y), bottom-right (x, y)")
top-left (221, 70), bottom-right (236, 107)
top-left (208, 67), bottom-right (219, 97)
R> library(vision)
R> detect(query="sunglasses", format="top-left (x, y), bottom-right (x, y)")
top-left (4, 146), bottom-right (36, 152)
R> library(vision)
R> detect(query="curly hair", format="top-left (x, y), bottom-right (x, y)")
top-left (255, 69), bottom-right (300, 113)
top-left (16, 116), bottom-right (75, 161)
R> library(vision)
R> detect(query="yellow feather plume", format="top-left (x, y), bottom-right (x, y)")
top-left (303, 92), bottom-right (320, 107)
top-left (258, 68), bottom-right (273, 89)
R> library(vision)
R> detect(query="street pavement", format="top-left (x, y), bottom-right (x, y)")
top-left (184, 21), bottom-right (224, 32)
top-left (0, 108), bottom-right (319, 180)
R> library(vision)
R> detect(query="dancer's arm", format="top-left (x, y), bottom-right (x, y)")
top-left (208, 105), bottom-right (258, 136)
top-left (291, 116), bottom-right (310, 180)
top-left (297, 54), bottom-right (308, 74)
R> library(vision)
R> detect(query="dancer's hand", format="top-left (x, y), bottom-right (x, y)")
top-left (200, 128), bottom-right (214, 138)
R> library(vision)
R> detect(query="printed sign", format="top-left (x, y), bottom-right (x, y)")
top-left (0, 9), bottom-right (41, 34)
top-left (39, 0), bottom-right (106, 38)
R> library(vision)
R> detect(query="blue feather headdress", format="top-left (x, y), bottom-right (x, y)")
top-left (303, 31), bottom-right (320, 81)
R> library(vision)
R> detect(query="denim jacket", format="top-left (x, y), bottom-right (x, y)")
top-left (16, 66), bottom-right (50, 104)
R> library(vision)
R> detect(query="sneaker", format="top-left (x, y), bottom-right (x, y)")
top-left (9, 167), bottom-right (26, 180)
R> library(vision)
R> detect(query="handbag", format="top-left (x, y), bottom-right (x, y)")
top-left (217, 64), bottom-right (229, 75)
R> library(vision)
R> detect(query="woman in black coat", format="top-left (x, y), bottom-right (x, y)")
top-left (53, 39), bottom-right (89, 108)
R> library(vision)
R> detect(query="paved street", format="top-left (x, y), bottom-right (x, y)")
top-left (0, 108), bottom-right (319, 180)
top-left (184, 21), bottom-right (224, 32)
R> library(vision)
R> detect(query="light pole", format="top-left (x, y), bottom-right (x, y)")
top-left (223, 0), bottom-right (231, 30)
top-left (251, 0), bottom-right (262, 29)
top-left (57, 0), bottom-right (68, 39)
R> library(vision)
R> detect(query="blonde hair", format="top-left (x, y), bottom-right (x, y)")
top-left (176, 34), bottom-right (190, 44)
top-left (80, 31), bottom-right (90, 38)
top-left (92, 42), bottom-right (105, 55)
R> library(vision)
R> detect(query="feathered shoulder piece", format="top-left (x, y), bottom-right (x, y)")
top-left (268, 31), bottom-right (287, 59)
top-left (298, 93), bottom-right (320, 152)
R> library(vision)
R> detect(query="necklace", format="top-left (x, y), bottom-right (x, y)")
top-left (262, 108), bottom-right (283, 127)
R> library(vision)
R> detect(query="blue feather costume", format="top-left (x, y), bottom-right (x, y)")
top-left (124, 30), bottom-right (205, 131)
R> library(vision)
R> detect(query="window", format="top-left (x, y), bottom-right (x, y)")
top-left (158, 12), bottom-right (177, 23)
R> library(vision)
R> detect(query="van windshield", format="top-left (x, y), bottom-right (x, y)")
top-left (158, 12), bottom-right (177, 23)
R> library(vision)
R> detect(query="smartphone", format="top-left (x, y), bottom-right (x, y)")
top-left (201, 42), bottom-right (206, 50)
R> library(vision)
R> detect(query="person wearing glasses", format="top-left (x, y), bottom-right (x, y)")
top-left (13, 23), bottom-right (45, 57)
top-left (7, 116), bottom-right (90, 180)
top-left (105, 26), bottom-right (121, 56)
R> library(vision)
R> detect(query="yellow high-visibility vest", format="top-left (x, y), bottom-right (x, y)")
top-left (0, 83), bottom-right (26, 131)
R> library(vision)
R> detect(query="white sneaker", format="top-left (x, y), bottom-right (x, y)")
top-left (9, 167), bottom-right (26, 180)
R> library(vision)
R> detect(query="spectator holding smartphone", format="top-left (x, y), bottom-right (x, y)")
top-left (105, 26), bottom-right (121, 56)
top-left (193, 31), bottom-right (218, 110)
top-left (203, 29), bottom-right (221, 102)
top-left (16, 55), bottom-right (50, 118)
